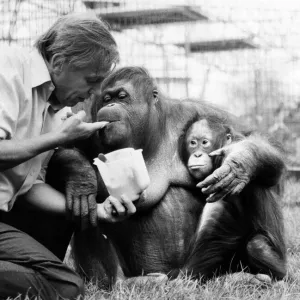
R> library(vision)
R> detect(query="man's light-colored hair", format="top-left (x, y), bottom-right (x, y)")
top-left (35, 13), bottom-right (119, 72)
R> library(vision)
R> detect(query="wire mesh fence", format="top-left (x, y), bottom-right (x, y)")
top-left (1, 0), bottom-right (300, 165)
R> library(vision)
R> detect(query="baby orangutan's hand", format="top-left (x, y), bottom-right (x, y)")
top-left (97, 195), bottom-right (137, 223)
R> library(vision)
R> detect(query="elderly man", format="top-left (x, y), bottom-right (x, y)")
top-left (0, 13), bottom-right (137, 299)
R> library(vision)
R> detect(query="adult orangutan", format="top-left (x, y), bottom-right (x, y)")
top-left (46, 67), bottom-right (286, 287)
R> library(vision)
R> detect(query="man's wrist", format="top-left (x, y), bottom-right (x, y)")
top-left (48, 131), bottom-right (68, 147)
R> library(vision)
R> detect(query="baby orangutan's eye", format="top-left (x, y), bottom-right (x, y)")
top-left (190, 140), bottom-right (198, 147)
top-left (202, 139), bottom-right (209, 146)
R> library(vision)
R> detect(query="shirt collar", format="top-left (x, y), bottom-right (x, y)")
top-left (30, 48), bottom-right (52, 88)
top-left (30, 48), bottom-right (64, 112)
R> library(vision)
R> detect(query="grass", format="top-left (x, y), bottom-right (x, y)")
top-left (83, 275), bottom-right (300, 300)
top-left (81, 178), bottom-right (300, 300)
top-left (8, 178), bottom-right (300, 300)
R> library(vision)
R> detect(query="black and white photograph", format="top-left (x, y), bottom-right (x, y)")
top-left (0, 0), bottom-right (300, 299)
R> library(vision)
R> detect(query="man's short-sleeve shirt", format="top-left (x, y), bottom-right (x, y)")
top-left (0, 46), bottom-right (70, 211)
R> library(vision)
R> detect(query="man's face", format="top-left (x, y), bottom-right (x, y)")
top-left (52, 62), bottom-right (109, 107)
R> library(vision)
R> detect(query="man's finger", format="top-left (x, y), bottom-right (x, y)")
top-left (88, 121), bottom-right (109, 131)
top-left (197, 164), bottom-right (231, 189)
top-left (75, 110), bottom-right (86, 120)
top-left (201, 172), bottom-right (235, 195)
top-left (61, 111), bottom-right (74, 121)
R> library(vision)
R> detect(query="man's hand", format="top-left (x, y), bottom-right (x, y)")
top-left (97, 195), bottom-right (137, 223)
top-left (196, 141), bottom-right (255, 202)
top-left (57, 110), bottom-right (109, 144)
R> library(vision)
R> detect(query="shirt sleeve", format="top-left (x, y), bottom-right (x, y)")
top-left (0, 64), bottom-right (24, 140)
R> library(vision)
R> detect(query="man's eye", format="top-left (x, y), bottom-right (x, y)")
top-left (103, 95), bottom-right (111, 102)
top-left (118, 91), bottom-right (127, 99)
top-left (87, 77), bottom-right (101, 84)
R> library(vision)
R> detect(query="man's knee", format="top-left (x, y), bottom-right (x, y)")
top-left (0, 260), bottom-right (85, 300)
top-left (59, 274), bottom-right (85, 300)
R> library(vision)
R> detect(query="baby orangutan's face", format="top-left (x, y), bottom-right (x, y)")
top-left (185, 119), bottom-right (215, 180)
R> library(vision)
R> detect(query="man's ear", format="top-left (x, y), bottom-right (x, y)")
top-left (49, 54), bottom-right (65, 74)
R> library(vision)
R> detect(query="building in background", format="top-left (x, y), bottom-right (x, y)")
top-left (1, 0), bottom-right (300, 164)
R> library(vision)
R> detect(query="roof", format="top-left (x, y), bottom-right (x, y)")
top-left (176, 38), bottom-right (256, 52)
top-left (96, 6), bottom-right (208, 30)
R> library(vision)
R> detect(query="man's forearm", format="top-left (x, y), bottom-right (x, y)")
top-left (23, 183), bottom-right (66, 214)
top-left (0, 131), bottom-right (64, 171)
top-left (26, 183), bottom-right (125, 223)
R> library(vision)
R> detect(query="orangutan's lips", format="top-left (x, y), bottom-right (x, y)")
top-left (189, 165), bottom-right (205, 170)
top-left (98, 120), bottom-right (117, 132)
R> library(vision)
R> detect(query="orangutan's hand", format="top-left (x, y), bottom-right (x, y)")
top-left (64, 163), bottom-right (99, 230)
top-left (66, 183), bottom-right (98, 230)
top-left (97, 195), bottom-right (137, 223)
top-left (196, 141), bottom-right (255, 202)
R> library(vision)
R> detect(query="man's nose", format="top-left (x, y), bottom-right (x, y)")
top-left (88, 87), bottom-right (102, 97)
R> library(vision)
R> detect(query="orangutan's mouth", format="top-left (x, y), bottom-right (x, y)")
top-left (189, 165), bottom-right (205, 170)
top-left (98, 120), bottom-right (119, 133)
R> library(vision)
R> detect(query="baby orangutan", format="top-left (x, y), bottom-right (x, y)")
top-left (182, 117), bottom-right (234, 182)
top-left (176, 115), bottom-right (286, 281)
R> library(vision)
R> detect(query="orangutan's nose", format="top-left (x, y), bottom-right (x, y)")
top-left (107, 103), bottom-right (115, 107)
top-left (194, 152), bottom-right (202, 158)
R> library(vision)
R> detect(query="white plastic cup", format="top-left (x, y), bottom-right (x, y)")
top-left (93, 148), bottom-right (150, 201)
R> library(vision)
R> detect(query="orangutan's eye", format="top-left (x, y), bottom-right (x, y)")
top-left (118, 91), bottom-right (127, 99)
top-left (202, 139), bottom-right (210, 146)
top-left (190, 140), bottom-right (198, 147)
top-left (103, 94), bottom-right (111, 102)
